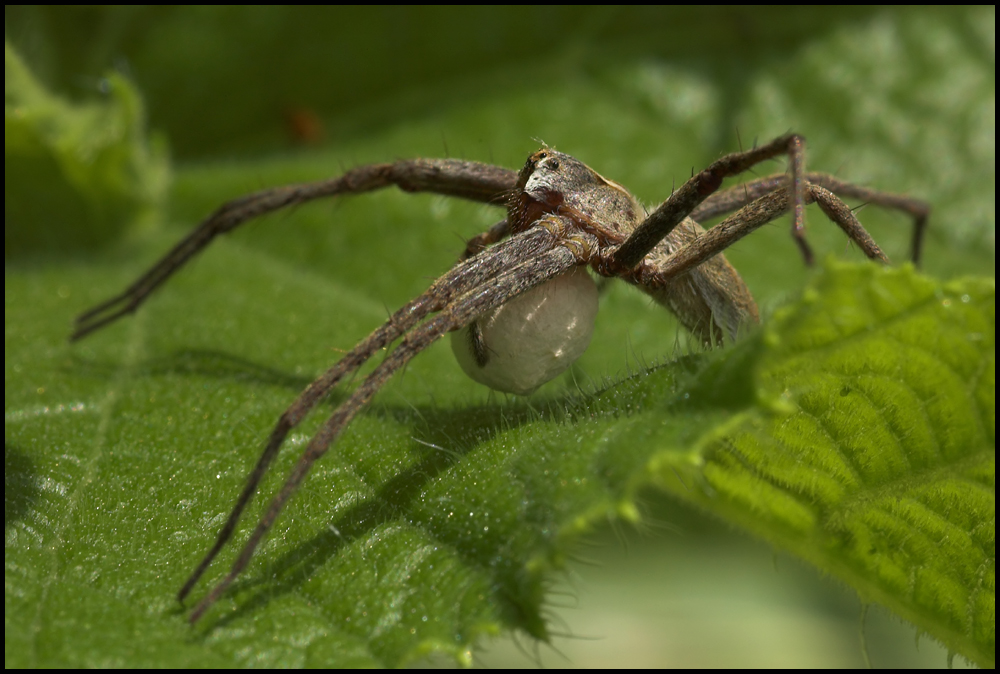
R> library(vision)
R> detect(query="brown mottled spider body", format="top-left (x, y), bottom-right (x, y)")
top-left (71, 134), bottom-right (929, 622)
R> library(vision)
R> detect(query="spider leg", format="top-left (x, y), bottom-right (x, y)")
top-left (809, 186), bottom-right (887, 261)
top-left (806, 174), bottom-right (928, 265)
top-left (624, 183), bottom-right (886, 291)
top-left (611, 134), bottom-right (809, 273)
top-left (462, 218), bottom-right (510, 259)
top-left (691, 172), bottom-right (930, 265)
top-left (186, 223), bottom-right (580, 622)
top-left (177, 224), bottom-right (564, 604)
top-left (689, 173), bottom-right (789, 221)
top-left (71, 159), bottom-right (517, 341)
top-left (458, 218), bottom-right (513, 360)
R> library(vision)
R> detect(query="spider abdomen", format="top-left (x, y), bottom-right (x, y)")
top-left (450, 266), bottom-right (598, 395)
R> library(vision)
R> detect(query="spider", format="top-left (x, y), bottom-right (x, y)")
top-left (71, 134), bottom-right (929, 622)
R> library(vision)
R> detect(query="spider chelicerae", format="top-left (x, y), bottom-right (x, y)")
top-left (71, 134), bottom-right (929, 622)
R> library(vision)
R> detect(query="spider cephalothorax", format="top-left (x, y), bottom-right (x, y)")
top-left (71, 135), bottom-right (929, 622)
top-left (453, 149), bottom-right (648, 395)
top-left (511, 149), bottom-right (645, 238)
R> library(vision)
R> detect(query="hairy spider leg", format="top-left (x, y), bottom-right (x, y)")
top-left (71, 160), bottom-right (517, 341)
top-left (621, 184), bottom-right (885, 289)
top-left (462, 218), bottom-right (511, 259)
top-left (610, 134), bottom-right (810, 273)
top-left (691, 172), bottom-right (930, 265)
top-left (186, 221), bottom-right (580, 622)
top-left (178, 224), bottom-right (567, 606)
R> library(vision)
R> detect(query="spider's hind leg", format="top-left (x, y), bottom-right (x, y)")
top-left (609, 134), bottom-right (809, 273)
top-left (691, 172), bottom-right (930, 265)
top-left (71, 159), bottom-right (518, 341)
top-left (613, 181), bottom-right (892, 346)
top-left (628, 183), bottom-right (890, 297)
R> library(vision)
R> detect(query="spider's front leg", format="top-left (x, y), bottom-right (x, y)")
top-left (184, 217), bottom-right (587, 623)
top-left (610, 133), bottom-right (810, 272)
top-left (177, 222), bottom-right (563, 607)
top-left (597, 134), bottom-right (925, 344)
top-left (616, 183), bottom-right (897, 322)
top-left (692, 172), bottom-right (931, 265)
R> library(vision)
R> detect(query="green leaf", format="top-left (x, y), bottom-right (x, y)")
top-left (5, 6), bottom-right (995, 668)
top-left (4, 41), bottom-right (169, 256)
top-left (672, 264), bottom-right (995, 667)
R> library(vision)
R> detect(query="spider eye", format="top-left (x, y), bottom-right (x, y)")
top-left (545, 158), bottom-right (560, 171)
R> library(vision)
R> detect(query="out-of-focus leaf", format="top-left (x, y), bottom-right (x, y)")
top-left (4, 41), bottom-right (169, 256)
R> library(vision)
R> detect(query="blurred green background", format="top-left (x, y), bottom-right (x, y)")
top-left (5, 6), bottom-right (993, 668)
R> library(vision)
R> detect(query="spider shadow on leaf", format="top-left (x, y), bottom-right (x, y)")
top-left (193, 393), bottom-right (576, 633)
